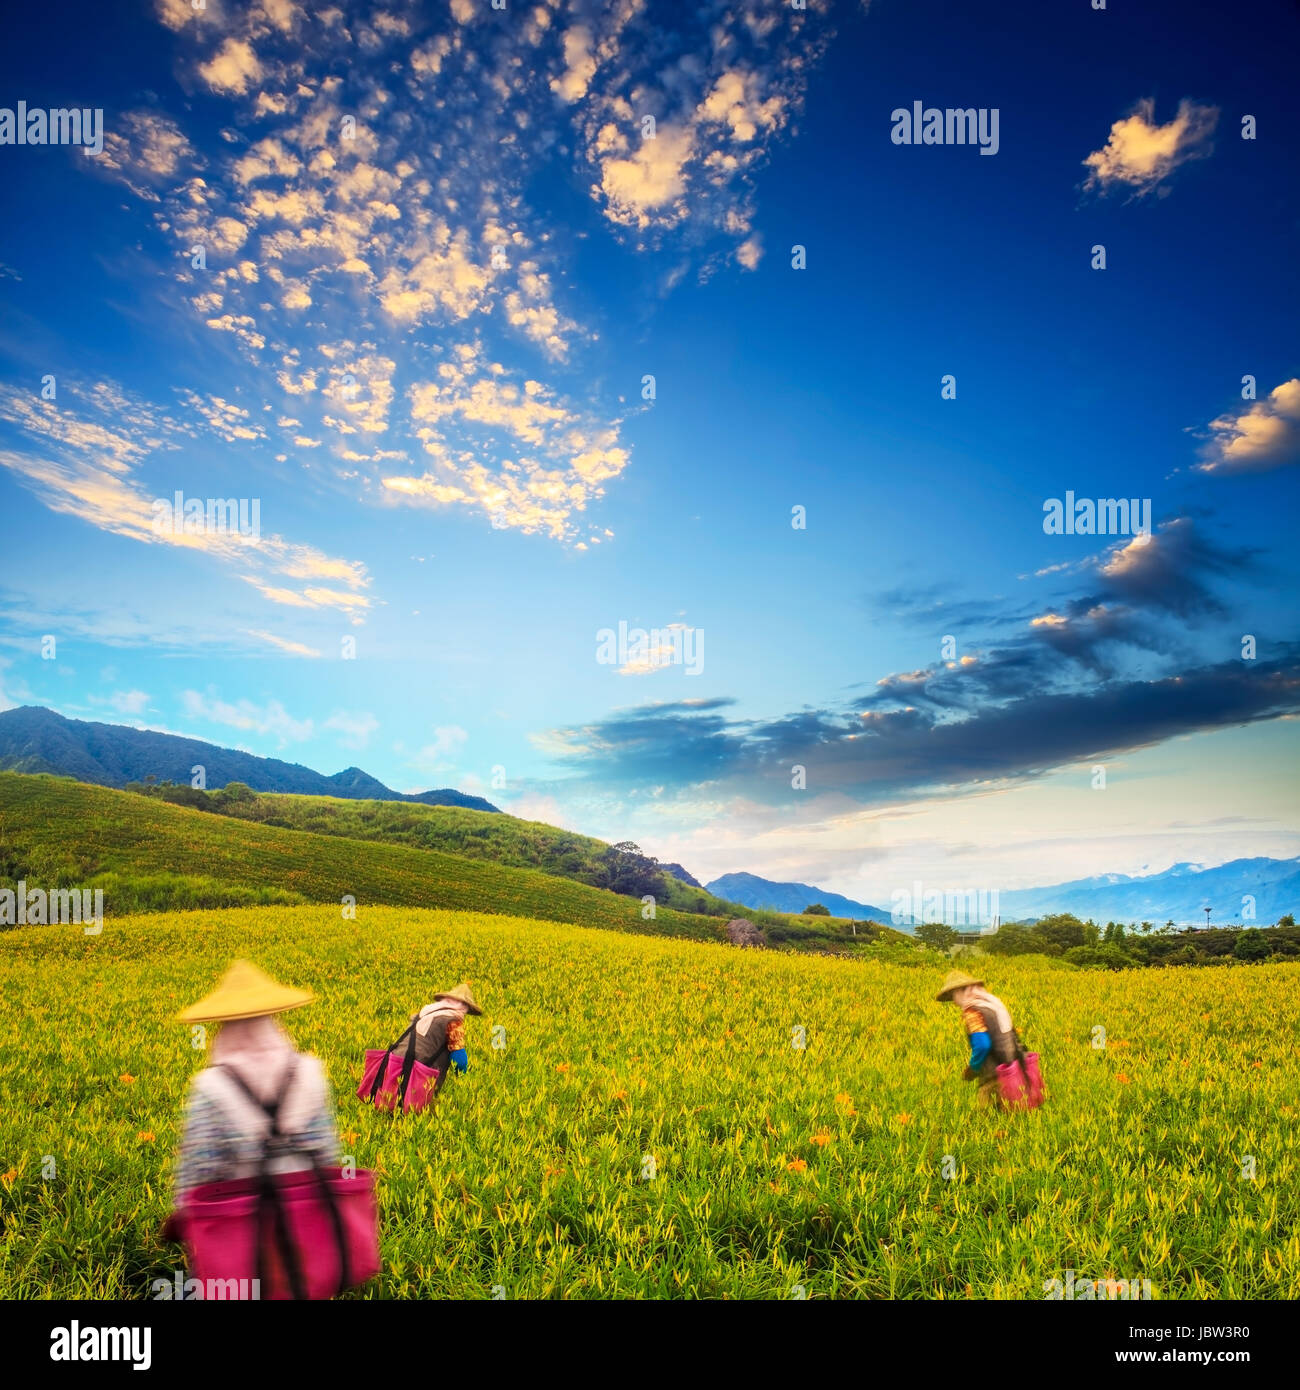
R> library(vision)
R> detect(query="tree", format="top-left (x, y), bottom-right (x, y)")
top-left (1233, 929), bottom-right (1271, 962)
top-left (915, 921), bottom-right (957, 951)
top-left (599, 842), bottom-right (666, 899)
top-left (1032, 913), bottom-right (1088, 955)
top-left (981, 922), bottom-right (1039, 956)
top-left (803, 903), bottom-right (831, 916)
top-left (1278, 914), bottom-right (1296, 928)
top-left (1064, 944), bottom-right (1133, 971)
top-left (215, 781), bottom-right (255, 804)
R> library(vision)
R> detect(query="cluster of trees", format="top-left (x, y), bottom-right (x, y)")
top-left (125, 779), bottom-right (257, 812)
top-left (915, 913), bottom-right (1300, 969)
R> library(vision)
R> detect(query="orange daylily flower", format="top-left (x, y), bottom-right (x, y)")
top-left (896, 1112), bottom-right (912, 1126)
top-left (612, 1088), bottom-right (628, 1100)
top-left (1, 1168), bottom-right (17, 1186)
top-left (811, 1130), bottom-right (832, 1147)
top-left (786, 1158), bottom-right (808, 1173)
top-left (1116, 1073), bottom-right (1130, 1084)
top-left (340, 1128), bottom-right (359, 1145)
top-left (119, 1073), bottom-right (136, 1084)
top-left (137, 1131), bottom-right (155, 1143)
top-left (555, 1063), bottom-right (570, 1073)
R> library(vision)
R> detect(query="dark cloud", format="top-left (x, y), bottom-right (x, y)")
top-left (541, 654), bottom-right (1300, 805)
top-left (539, 515), bottom-right (1295, 807)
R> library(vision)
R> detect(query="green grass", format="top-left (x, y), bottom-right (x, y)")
top-left (2, 905), bottom-right (1296, 1298)
top-left (0, 773), bottom-right (911, 952)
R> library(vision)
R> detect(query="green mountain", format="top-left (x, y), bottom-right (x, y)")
top-left (0, 705), bottom-right (497, 811)
top-left (705, 871), bottom-right (894, 924)
top-left (0, 773), bottom-right (911, 952)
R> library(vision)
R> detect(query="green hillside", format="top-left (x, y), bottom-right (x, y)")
top-left (0, 773), bottom-right (909, 952)
top-left (127, 781), bottom-right (727, 914)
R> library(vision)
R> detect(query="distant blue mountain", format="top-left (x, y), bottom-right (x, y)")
top-left (706, 857), bottom-right (1300, 930)
top-left (705, 872), bottom-right (894, 923)
top-left (998, 857), bottom-right (1300, 926)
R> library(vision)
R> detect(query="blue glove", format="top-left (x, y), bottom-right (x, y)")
top-left (449, 1048), bottom-right (469, 1074)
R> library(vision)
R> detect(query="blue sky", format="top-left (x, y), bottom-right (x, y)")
top-left (1, 0), bottom-right (1297, 900)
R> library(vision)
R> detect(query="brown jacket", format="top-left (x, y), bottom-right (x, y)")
top-left (411, 1005), bottom-right (466, 1092)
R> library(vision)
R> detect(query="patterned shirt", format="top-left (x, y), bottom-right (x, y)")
top-left (173, 1057), bottom-right (339, 1202)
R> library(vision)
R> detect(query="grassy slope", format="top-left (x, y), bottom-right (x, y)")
top-left (0, 773), bottom-right (913, 951)
top-left (191, 787), bottom-right (729, 914)
top-left (1, 905), bottom-right (1295, 1298)
top-left (0, 772), bottom-right (729, 942)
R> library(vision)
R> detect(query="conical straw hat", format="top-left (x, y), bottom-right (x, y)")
top-left (935, 969), bottom-right (984, 1002)
top-left (435, 981), bottom-right (482, 1015)
top-left (178, 960), bottom-right (315, 1023)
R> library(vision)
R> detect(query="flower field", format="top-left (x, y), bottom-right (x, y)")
top-left (1, 905), bottom-right (1297, 1299)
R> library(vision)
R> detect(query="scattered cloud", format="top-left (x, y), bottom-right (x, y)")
top-left (1083, 97), bottom-right (1218, 197)
top-left (1196, 379), bottom-right (1300, 476)
top-left (181, 689), bottom-right (314, 744)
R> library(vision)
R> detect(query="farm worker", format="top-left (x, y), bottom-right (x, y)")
top-left (411, 981), bottom-right (482, 1092)
top-left (172, 960), bottom-right (340, 1201)
top-left (935, 970), bottom-right (1026, 1106)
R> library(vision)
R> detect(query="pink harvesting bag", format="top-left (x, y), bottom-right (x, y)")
top-left (996, 1059), bottom-right (1030, 1107)
top-left (164, 1060), bottom-right (380, 1300)
top-left (1022, 1051), bottom-right (1045, 1107)
top-left (165, 1167), bottom-right (381, 1300)
top-left (996, 1054), bottom-right (1045, 1110)
top-left (356, 1022), bottom-right (439, 1114)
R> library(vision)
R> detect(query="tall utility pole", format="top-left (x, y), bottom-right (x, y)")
top-left (1204, 906), bottom-right (1212, 930)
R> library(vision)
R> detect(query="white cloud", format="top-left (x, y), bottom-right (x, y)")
top-left (1083, 98), bottom-right (1218, 196)
top-left (1197, 379), bottom-right (1300, 475)
top-left (181, 689), bottom-right (314, 743)
top-left (199, 39), bottom-right (264, 96)
top-left (323, 709), bottom-right (380, 747)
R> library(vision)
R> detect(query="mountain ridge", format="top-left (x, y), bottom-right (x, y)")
top-left (705, 871), bottom-right (894, 923)
top-left (0, 705), bottom-right (498, 812)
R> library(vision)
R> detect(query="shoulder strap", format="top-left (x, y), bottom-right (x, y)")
top-left (219, 1057), bottom-right (298, 1135)
top-left (216, 1057), bottom-right (351, 1299)
top-left (368, 1023), bottom-right (419, 1105)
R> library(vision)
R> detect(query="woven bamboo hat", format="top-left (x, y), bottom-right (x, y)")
top-left (936, 969), bottom-right (984, 1002)
top-left (178, 959), bottom-right (315, 1023)
top-left (435, 981), bottom-right (482, 1015)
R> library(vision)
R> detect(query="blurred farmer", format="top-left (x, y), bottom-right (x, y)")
top-left (411, 981), bottom-right (482, 1092)
top-left (173, 960), bottom-right (339, 1201)
top-left (936, 970), bottom-right (1027, 1106)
